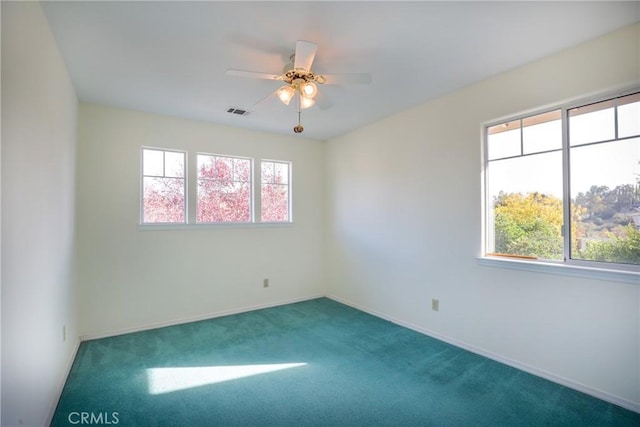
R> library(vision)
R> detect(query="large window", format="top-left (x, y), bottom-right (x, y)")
top-left (261, 160), bottom-right (291, 222)
top-left (140, 149), bottom-right (293, 226)
top-left (197, 154), bottom-right (252, 223)
top-left (485, 90), bottom-right (640, 271)
top-left (141, 148), bottom-right (186, 224)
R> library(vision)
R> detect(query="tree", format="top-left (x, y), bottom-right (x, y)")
top-left (197, 156), bottom-right (251, 222)
top-left (575, 185), bottom-right (610, 220)
top-left (493, 192), bottom-right (564, 259)
top-left (143, 177), bottom-right (185, 223)
top-left (260, 161), bottom-right (290, 222)
top-left (581, 225), bottom-right (640, 265)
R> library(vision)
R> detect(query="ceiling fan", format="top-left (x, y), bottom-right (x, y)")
top-left (226, 40), bottom-right (372, 133)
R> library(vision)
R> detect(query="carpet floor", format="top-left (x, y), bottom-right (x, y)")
top-left (52, 298), bottom-right (640, 426)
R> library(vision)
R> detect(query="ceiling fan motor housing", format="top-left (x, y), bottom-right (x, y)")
top-left (283, 69), bottom-right (326, 85)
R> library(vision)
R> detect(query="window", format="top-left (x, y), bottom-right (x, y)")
top-left (141, 148), bottom-right (186, 224)
top-left (197, 154), bottom-right (252, 223)
top-left (261, 160), bottom-right (291, 222)
top-left (484, 90), bottom-right (640, 271)
top-left (140, 150), bottom-right (293, 227)
top-left (568, 93), bottom-right (640, 266)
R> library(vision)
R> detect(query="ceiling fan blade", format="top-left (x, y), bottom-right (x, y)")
top-left (254, 89), bottom-right (277, 106)
top-left (294, 41), bottom-right (317, 71)
top-left (322, 73), bottom-right (372, 85)
top-left (226, 69), bottom-right (283, 81)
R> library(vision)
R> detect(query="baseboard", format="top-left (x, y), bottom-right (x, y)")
top-left (326, 294), bottom-right (640, 414)
top-left (80, 294), bottom-right (325, 342)
top-left (46, 338), bottom-right (81, 426)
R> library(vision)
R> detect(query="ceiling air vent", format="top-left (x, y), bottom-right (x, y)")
top-left (227, 107), bottom-right (250, 116)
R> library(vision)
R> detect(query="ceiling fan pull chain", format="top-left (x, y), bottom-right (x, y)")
top-left (294, 109), bottom-right (304, 134)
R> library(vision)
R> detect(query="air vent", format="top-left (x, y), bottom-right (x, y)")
top-left (227, 107), bottom-right (250, 116)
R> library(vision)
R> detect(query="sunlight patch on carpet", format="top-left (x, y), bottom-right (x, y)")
top-left (146, 363), bottom-right (307, 394)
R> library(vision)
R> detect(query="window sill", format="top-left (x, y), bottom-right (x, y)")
top-left (137, 222), bottom-right (294, 231)
top-left (477, 256), bottom-right (639, 285)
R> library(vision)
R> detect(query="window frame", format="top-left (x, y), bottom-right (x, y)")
top-left (482, 88), bottom-right (640, 279)
top-left (139, 149), bottom-right (294, 229)
top-left (140, 147), bottom-right (187, 225)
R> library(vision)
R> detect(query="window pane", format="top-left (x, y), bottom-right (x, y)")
top-left (198, 154), bottom-right (214, 178)
top-left (570, 137), bottom-right (640, 265)
top-left (487, 151), bottom-right (563, 260)
top-left (143, 149), bottom-right (164, 176)
top-left (262, 184), bottom-right (289, 222)
top-left (274, 162), bottom-right (289, 184)
top-left (216, 157), bottom-right (233, 180)
top-left (197, 154), bottom-right (252, 223)
top-left (142, 177), bottom-right (185, 223)
top-left (261, 161), bottom-right (275, 183)
top-left (522, 110), bottom-right (562, 154)
top-left (487, 120), bottom-right (521, 160)
top-left (164, 151), bottom-right (185, 178)
top-left (261, 161), bottom-right (290, 222)
top-left (141, 148), bottom-right (186, 224)
top-left (569, 100), bottom-right (615, 146)
top-left (618, 93), bottom-right (640, 139)
top-left (234, 158), bottom-right (251, 182)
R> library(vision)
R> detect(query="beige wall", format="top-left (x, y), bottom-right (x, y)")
top-left (1, 2), bottom-right (79, 425)
top-left (76, 104), bottom-right (326, 338)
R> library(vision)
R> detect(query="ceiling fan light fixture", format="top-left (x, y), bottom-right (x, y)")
top-left (277, 85), bottom-right (296, 105)
top-left (300, 81), bottom-right (318, 99)
top-left (299, 95), bottom-right (315, 109)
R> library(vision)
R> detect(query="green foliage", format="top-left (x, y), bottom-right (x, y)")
top-left (580, 225), bottom-right (640, 265)
top-left (494, 189), bottom-right (640, 265)
top-left (493, 192), bottom-right (563, 260)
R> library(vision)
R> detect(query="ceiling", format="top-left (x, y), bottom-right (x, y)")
top-left (41, 1), bottom-right (639, 141)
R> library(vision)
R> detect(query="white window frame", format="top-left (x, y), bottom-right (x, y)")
top-left (140, 147), bottom-right (187, 225)
top-left (481, 88), bottom-right (640, 283)
top-left (260, 159), bottom-right (293, 223)
top-left (139, 150), bottom-right (294, 229)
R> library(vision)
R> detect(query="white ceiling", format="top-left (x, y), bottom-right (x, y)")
top-left (41, 1), bottom-right (639, 140)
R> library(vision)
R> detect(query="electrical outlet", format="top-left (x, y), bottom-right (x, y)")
top-left (63, 325), bottom-right (67, 342)
top-left (263, 278), bottom-right (269, 288)
top-left (432, 299), bottom-right (440, 312)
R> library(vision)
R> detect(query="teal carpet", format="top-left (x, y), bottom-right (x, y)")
top-left (52, 298), bottom-right (639, 426)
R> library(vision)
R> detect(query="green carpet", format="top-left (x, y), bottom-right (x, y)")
top-left (52, 298), bottom-right (639, 426)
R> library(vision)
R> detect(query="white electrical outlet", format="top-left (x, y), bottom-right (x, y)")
top-left (263, 278), bottom-right (269, 288)
top-left (432, 299), bottom-right (440, 312)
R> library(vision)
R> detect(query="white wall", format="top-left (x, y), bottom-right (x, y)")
top-left (76, 104), bottom-right (325, 338)
top-left (325, 23), bottom-right (640, 410)
top-left (1, 2), bottom-right (79, 426)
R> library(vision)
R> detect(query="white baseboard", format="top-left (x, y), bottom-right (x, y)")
top-left (46, 338), bottom-right (81, 426)
top-left (80, 294), bottom-right (324, 342)
top-left (326, 294), bottom-right (640, 414)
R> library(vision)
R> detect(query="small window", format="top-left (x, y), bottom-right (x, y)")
top-left (197, 154), bottom-right (252, 223)
top-left (261, 160), bottom-right (291, 222)
top-left (141, 148), bottom-right (186, 224)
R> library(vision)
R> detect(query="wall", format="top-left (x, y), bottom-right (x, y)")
top-left (325, 23), bottom-right (640, 410)
top-left (1, 2), bottom-right (79, 426)
top-left (76, 104), bottom-right (325, 338)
